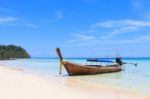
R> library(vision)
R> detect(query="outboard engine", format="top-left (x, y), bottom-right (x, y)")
top-left (116, 57), bottom-right (123, 65)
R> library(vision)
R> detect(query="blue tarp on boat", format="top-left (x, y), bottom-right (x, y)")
top-left (87, 59), bottom-right (113, 63)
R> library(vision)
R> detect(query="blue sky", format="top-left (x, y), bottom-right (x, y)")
top-left (0, 0), bottom-right (150, 58)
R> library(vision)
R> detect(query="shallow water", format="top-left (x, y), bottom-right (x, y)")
top-left (0, 58), bottom-right (150, 95)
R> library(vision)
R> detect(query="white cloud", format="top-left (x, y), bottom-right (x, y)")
top-left (100, 34), bottom-right (150, 44)
top-left (25, 23), bottom-right (37, 28)
top-left (67, 34), bottom-right (95, 43)
top-left (101, 26), bottom-right (139, 39)
top-left (131, 0), bottom-right (150, 21)
top-left (65, 19), bottom-right (150, 46)
top-left (55, 11), bottom-right (63, 19)
top-left (44, 11), bottom-right (64, 23)
top-left (0, 16), bottom-right (17, 23)
top-left (65, 33), bottom-right (150, 47)
top-left (0, 16), bottom-right (37, 29)
top-left (92, 19), bottom-right (150, 29)
top-left (118, 35), bottom-right (150, 44)
top-left (132, 0), bottom-right (143, 12)
top-left (0, 7), bottom-right (12, 12)
top-left (91, 19), bottom-right (150, 39)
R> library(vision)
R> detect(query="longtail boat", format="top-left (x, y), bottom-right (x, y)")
top-left (56, 48), bottom-right (123, 76)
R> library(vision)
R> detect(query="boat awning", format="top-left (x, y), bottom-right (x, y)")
top-left (87, 59), bottom-right (114, 63)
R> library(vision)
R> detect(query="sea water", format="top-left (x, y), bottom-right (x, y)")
top-left (0, 58), bottom-right (150, 95)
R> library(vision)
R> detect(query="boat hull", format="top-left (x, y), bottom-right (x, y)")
top-left (62, 61), bottom-right (122, 75)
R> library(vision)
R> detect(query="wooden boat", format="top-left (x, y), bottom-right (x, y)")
top-left (56, 48), bottom-right (122, 75)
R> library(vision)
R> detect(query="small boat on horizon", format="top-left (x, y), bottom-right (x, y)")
top-left (56, 48), bottom-right (123, 76)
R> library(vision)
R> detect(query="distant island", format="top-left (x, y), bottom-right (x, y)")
top-left (0, 45), bottom-right (31, 60)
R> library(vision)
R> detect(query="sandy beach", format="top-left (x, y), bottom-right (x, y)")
top-left (0, 65), bottom-right (149, 99)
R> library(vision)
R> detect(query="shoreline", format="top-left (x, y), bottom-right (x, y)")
top-left (0, 65), bottom-right (150, 99)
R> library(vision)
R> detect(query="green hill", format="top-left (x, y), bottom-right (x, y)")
top-left (0, 45), bottom-right (31, 60)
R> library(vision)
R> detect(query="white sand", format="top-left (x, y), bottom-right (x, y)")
top-left (0, 65), bottom-right (149, 99)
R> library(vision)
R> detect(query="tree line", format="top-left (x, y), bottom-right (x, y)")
top-left (0, 45), bottom-right (31, 60)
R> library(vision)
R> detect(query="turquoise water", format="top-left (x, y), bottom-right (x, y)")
top-left (0, 58), bottom-right (150, 95)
